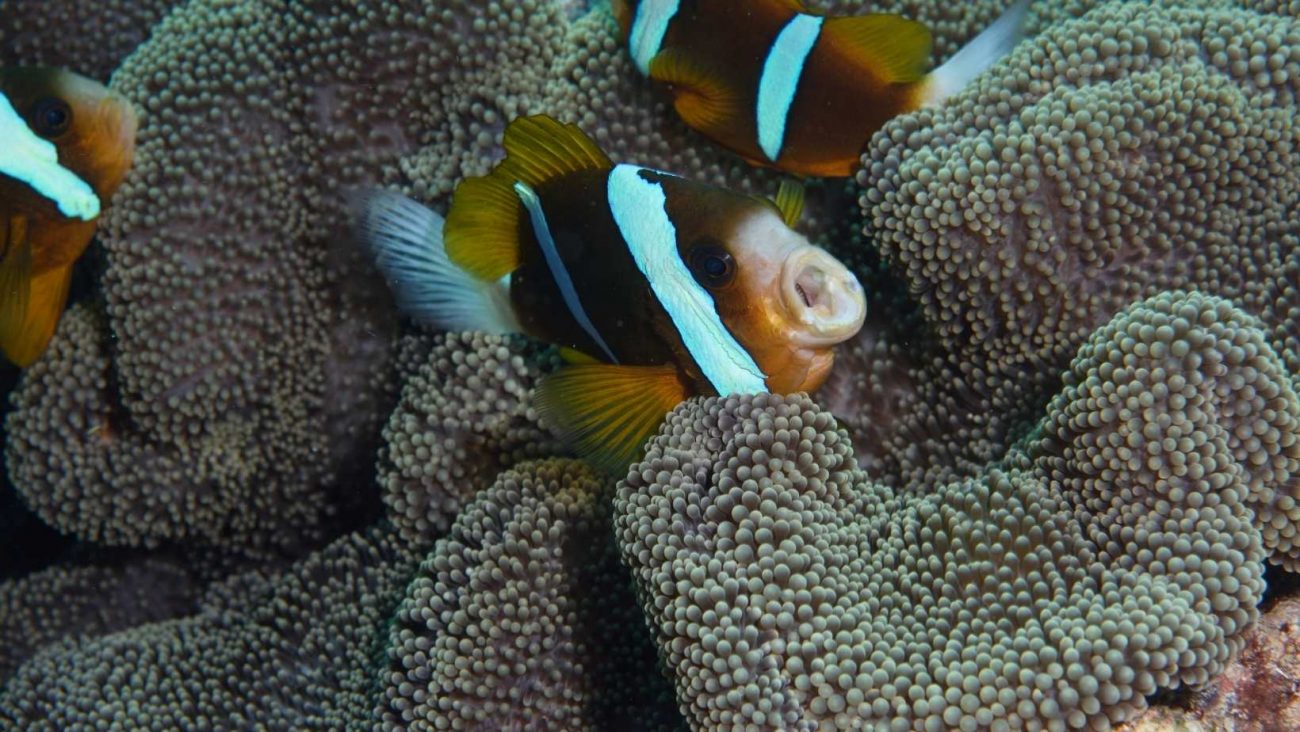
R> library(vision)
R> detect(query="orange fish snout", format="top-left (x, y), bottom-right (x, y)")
top-left (751, 243), bottom-right (864, 394)
top-left (779, 245), bottom-right (865, 348)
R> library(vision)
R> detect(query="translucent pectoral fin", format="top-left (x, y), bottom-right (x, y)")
top-left (534, 362), bottom-right (689, 476)
top-left (354, 188), bottom-right (519, 333)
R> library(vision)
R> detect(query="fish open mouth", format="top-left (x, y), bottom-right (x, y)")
top-left (794, 268), bottom-right (822, 309)
top-left (781, 246), bottom-right (866, 345)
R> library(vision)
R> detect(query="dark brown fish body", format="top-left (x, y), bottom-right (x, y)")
top-left (359, 116), bottom-right (866, 471)
top-left (506, 168), bottom-right (683, 371)
top-left (615, 0), bottom-right (1029, 177)
top-left (0, 67), bottom-right (137, 366)
top-left (508, 166), bottom-right (810, 395)
top-left (635, 0), bottom-right (917, 177)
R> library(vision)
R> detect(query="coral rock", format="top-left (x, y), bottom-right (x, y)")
top-left (616, 292), bottom-right (1285, 730)
top-left (380, 458), bottom-right (684, 731)
top-left (849, 0), bottom-right (1300, 489)
top-left (0, 524), bottom-right (416, 730)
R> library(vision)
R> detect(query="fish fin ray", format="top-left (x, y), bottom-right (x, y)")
top-left (535, 363), bottom-right (689, 475)
top-left (354, 188), bottom-right (520, 334)
top-left (821, 14), bottom-right (932, 83)
top-left (0, 218), bottom-right (33, 365)
top-left (772, 178), bottom-right (806, 227)
top-left (500, 115), bottom-right (612, 186)
top-left (921, 0), bottom-right (1030, 105)
top-left (445, 115), bottom-right (610, 281)
top-left (1, 222), bottom-right (73, 367)
top-left (648, 49), bottom-right (744, 135)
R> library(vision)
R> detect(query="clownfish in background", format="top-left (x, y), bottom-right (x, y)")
top-left (0, 67), bottom-right (138, 366)
top-left (356, 115), bottom-right (866, 472)
top-left (613, 0), bottom-right (1031, 177)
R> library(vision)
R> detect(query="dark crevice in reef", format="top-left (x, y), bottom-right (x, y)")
top-left (0, 250), bottom-right (103, 581)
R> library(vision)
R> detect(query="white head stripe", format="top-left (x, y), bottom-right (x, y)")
top-left (628, 0), bottom-right (681, 75)
top-left (514, 181), bottom-right (619, 363)
top-left (606, 165), bottom-right (767, 396)
top-left (0, 93), bottom-right (100, 220)
top-left (757, 14), bottom-right (823, 162)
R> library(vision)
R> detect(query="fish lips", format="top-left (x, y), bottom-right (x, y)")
top-left (779, 244), bottom-right (866, 347)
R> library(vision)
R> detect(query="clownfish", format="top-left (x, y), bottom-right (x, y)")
top-left (613, 0), bottom-right (1031, 177)
top-left (0, 67), bottom-right (137, 366)
top-left (357, 115), bottom-right (865, 472)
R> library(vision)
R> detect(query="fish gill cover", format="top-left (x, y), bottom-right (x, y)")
top-left (0, 0), bottom-right (1299, 730)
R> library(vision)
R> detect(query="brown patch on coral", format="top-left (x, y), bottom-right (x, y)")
top-left (1121, 593), bottom-right (1300, 732)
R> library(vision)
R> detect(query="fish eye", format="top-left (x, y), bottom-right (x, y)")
top-left (688, 243), bottom-right (736, 288)
top-left (30, 97), bottom-right (72, 138)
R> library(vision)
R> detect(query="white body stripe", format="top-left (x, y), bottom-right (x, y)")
top-left (606, 165), bottom-right (767, 396)
top-left (515, 181), bottom-right (618, 363)
top-left (756, 14), bottom-right (823, 162)
top-left (628, 0), bottom-right (680, 75)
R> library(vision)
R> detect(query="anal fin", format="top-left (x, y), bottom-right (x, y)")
top-left (534, 363), bottom-right (689, 475)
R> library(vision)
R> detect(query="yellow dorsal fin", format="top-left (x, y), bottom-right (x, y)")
top-left (444, 115), bottom-right (612, 281)
top-left (772, 178), bottom-right (805, 227)
top-left (648, 49), bottom-right (744, 135)
top-left (534, 363), bottom-right (689, 475)
top-left (821, 14), bottom-right (932, 83)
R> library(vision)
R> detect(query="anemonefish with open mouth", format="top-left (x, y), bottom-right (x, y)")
top-left (356, 115), bottom-right (866, 472)
top-left (613, 0), bottom-right (1031, 178)
top-left (0, 67), bottom-right (138, 366)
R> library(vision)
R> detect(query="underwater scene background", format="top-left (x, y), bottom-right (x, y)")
top-left (2, 0), bottom-right (1300, 729)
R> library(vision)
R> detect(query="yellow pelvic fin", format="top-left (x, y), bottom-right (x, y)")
top-left (534, 362), bottom-right (689, 475)
top-left (772, 178), bottom-right (806, 227)
top-left (821, 14), bottom-right (933, 84)
top-left (557, 346), bottom-right (600, 365)
top-left (0, 218), bottom-right (72, 367)
top-left (648, 49), bottom-right (744, 136)
top-left (444, 115), bottom-right (612, 282)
